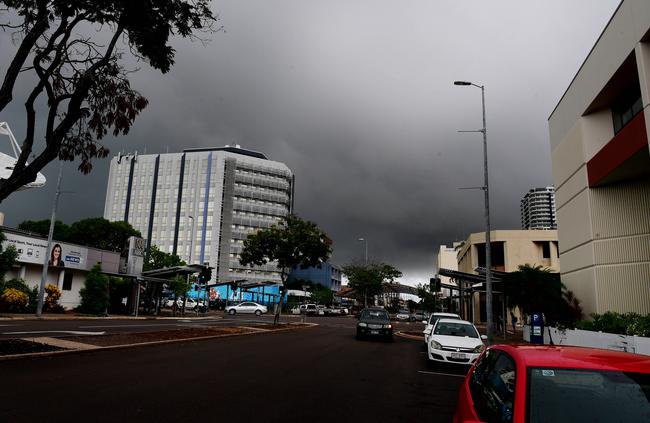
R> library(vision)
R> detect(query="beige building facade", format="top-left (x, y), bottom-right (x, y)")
top-left (548, 0), bottom-right (650, 316)
top-left (436, 242), bottom-right (462, 297)
top-left (457, 230), bottom-right (560, 275)
top-left (456, 230), bottom-right (559, 324)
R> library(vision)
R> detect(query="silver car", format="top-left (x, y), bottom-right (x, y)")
top-left (225, 302), bottom-right (268, 316)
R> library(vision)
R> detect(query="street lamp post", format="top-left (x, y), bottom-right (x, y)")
top-left (357, 237), bottom-right (368, 264)
top-left (454, 80), bottom-right (493, 344)
top-left (36, 162), bottom-right (64, 317)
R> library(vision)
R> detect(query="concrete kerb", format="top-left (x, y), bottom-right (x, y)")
top-left (0, 322), bottom-right (318, 362)
top-left (395, 331), bottom-right (424, 341)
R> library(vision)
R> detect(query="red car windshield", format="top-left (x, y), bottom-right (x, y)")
top-left (527, 367), bottom-right (650, 422)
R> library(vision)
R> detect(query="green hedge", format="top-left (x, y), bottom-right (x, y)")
top-left (576, 312), bottom-right (650, 337)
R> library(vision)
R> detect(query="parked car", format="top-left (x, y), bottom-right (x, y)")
top-left (395, 310), bottom-right (410, 321)
top-left (356, 307), bottom-right (393, 341)
top-left (453, 344), bottom-right (650, 423)
top-left (409, 310), bottom-right (429, 322)
top-left (291, 304), bottom-right (318, 315)
top-left (423, 312), bottom-right (462, 346)
top-left (427, 319), bottom-right (486, 365)
top-left (325, 306), bottom-right (348, 316)
top-left (225, 301), bottom-right (267, 316)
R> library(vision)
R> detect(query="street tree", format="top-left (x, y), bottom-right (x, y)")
top-left (66, 218), bottom-right (141, 251)
top-left (502, 264), bottom-right (583, 327)
top-left (79, 264), bottom-right (109, 315)
top-left (0, 1), bottom-right (217, 202)
top-left (18, 219), bottom-right (70, 240)
top-left (239, 215), bottom-right (331, 325)
top-left (416, 283), bottom-right (437, 313)
top-left (0, 230), bottom-right (17, 282)
top-left (144, 245), bottom-right (186, 272)
top-left (19, 217), bottom-right (141, 251)
top-left (342, 262), bottom-right (401, 308)
top-left (168, 274), bottom-right (192, 316)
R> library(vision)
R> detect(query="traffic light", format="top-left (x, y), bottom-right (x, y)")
top-left (198, 266), bottom-right (213, 285)
top-left (430, 277), bottom-right (441, 292)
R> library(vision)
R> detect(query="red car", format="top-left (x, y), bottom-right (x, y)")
top-left (453, 344), bottom-right (650, 423)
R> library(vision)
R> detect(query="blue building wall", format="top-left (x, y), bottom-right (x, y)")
top-left (287, 263), bottom-right (342, 291)
top-left (189, 284), bottom-right (281, 306)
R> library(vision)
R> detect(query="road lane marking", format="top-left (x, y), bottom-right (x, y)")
top-left (417, 370), bottom-right (465, 378)
top-left (79, 323), bottom-right (178, 328)
top-left (3, 330), bottom-right (106, 336)
top-left (23, 337), bottom-right (101, 350)
top-left (237, 326), bottom-right (269, 332)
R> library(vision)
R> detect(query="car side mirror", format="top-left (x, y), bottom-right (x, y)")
top-left (481, 335), bottom-right (488, 340)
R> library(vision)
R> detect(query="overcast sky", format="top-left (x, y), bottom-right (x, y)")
top-left (0, 0), bottom-right (621, 284)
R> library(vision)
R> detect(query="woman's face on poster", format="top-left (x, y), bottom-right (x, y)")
top-left (53, 246), bottom-right (61, 260)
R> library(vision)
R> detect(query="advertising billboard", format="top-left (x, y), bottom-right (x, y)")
top-left (3, 232), bottom-right (89, 270)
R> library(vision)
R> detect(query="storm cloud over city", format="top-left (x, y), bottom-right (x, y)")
top-left (0, 0), bottom-right (619, 283)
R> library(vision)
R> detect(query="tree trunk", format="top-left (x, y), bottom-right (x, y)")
top-left (364, 292), bottom-right (367, 308)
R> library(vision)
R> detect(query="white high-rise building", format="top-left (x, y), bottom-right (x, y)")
top-left (520, 187), bottom-right (557, 230)
top-left (103, 146), bottom-right (294, 284)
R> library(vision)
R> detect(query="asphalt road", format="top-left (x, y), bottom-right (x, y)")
top-left (0, 314), bottom-right (421, 338)
top-left (0, 320), bottom-right (467, 422)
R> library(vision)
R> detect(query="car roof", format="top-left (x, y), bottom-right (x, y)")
top-left (432, 313), bottom-right (461, 317)
top-left (493, 345), bottom-right (650, 373)
top-left (437, 318), bottom-right (473, 324)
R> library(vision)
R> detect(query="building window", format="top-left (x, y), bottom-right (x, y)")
top-left (542, 242), bottom-right (551, 259)
top-left (62, 271), bottom-right (73, 291)
top-left (476, 242), bottom-right (505, 269)
top-left (612, 83), bottom-right (642, 134)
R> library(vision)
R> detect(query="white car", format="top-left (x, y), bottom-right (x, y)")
top-left (225, 302), bottom-right (267, 316)
top-left (423, 312), bottom-right (462, 345)
top-left (395, 310), bottom-right (410, 321)
top-left (426, 319), bottom-right (487, 365)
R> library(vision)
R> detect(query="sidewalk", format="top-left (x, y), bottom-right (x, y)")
top-left (475, 324), bottom-right (525, 345)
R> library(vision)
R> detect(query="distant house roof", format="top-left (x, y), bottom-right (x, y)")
top-left (183, 146), bottom-right (267, 160)
top-left (382, 282), bottom-right (418, 295)
top-left (335, 286), bottom-right (356, 298)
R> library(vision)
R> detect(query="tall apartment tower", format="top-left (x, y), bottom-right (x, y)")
top-left (103, 145), bottom-right (294, 285)
top-left (520, 187), bottom-right (557, 230)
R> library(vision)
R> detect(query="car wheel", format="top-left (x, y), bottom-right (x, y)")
top-left (255, 310), bottom-right (262, 316)
top-left (229, 309), bottom-right (236, 315)
top-left (356, 330), bottom-right (363, 340)
top-left (386, 334), bottom-right (394, 343)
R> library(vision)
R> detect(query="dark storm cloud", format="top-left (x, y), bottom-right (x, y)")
top-left (0, 0), bottom-right (620, 283)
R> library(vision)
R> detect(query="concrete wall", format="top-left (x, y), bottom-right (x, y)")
top-left (523, 325), bottom-right (650, 357)
top-left (7, 264), bottom-right (87, 310)
top-left (549, 0), bottom-right (650, 316)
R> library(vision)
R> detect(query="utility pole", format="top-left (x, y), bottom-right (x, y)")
top-left (454, 81), bottom-right (493, 344)
top-left (36, 162), bottom-right (64, 317)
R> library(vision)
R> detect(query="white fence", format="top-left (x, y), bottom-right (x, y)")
top-left (523, 325), bottom-right (650, 356)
